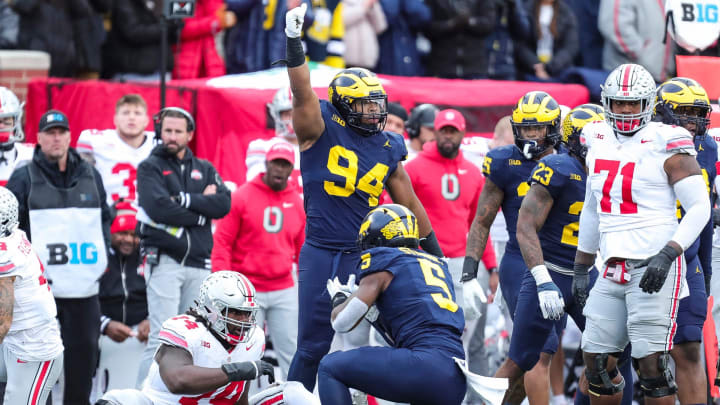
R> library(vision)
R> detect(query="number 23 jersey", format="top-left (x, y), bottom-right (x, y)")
top-left (582, 121), bottom-right (696, 259)
top-left (301, 101), bottom-right (407, 249)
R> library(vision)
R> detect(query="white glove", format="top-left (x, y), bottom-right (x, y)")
top-left (326, 274), bottom-right (357, 299)
top-left (462, 278), bottom-right (487, 319)
top-left (285, 3), bottom-right (307, 38)
top-left (531, 265), bottom-right (565, 320)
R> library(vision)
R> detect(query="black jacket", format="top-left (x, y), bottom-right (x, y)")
top-left (6, 146), bottom-right (111, 245)
top-left (100, 247), bottom-right (147, 329)
top-left (137, 145), bottom-right (231, 269)
top-left (101, 0), bottom-right (179, 78)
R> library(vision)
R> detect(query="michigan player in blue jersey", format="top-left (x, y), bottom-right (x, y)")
top-left (284, 5), bottom-right (443, 391)
top-left (462, 91), bottom-right (563, 403)
top-left (317, 204), bottom-right (466, 404)
top-left (655, 77), bottom-right (716, 405)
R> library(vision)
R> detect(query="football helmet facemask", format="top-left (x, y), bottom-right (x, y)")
top-left (601, 64), bottom-right (656, 135)
top-left (357, 204), bottom-right (419, 251)
top-left (268, 86), bottom-right (295, 140)
top-left (328, 68), bottom-right (388, 136)
top-left (654, 77), bottom-right (711, 139)
top-left (562, 104), bottom-right (605, 161)
top-left (0, 186), bottom-right (18, 237)
top-left (0, 87), bottom-right (24, 147)
top-left (195, 271), bottom-right (258, 345)
top-left (511, 91), bottom-right (561, 159)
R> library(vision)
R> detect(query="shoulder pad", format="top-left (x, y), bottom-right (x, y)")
top-left (159, 314), bottom-right (205, 349)
top-left (654, 124), bottom-right (696, 155)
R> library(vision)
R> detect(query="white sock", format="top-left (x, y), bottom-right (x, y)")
top-left (551, 394), bottom-right (567, 405)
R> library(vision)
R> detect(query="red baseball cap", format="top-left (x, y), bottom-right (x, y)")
top-left (434, 109), bottom-right (466, 131)
top-left (266, 141), bottom-right (295, 165)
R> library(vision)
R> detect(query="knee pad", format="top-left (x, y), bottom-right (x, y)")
top-left (585, 353), bottom-right (625, 397)
top-left (637, 353), bottom-right (677, 398)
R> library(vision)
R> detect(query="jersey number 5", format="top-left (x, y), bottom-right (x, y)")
top-left (418, 258), bottom-right (458, 313)
top-left (594, 159), bottom-right (637, 214)
top-left (324, 145), bottom-right (390, 207)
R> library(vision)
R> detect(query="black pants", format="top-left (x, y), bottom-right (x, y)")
top-left (56, 296), bottom-right (100, 405)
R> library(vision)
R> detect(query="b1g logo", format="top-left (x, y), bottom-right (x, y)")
top-left (46, 242), bottom-right (99, 265)
top-left (681, 2), bottom-right (719, 22)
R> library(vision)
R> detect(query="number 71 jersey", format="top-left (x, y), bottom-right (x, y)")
top-left (583, 121), bottom-right (696, 259)
top-left (300, 101), bottom-right (408, 249)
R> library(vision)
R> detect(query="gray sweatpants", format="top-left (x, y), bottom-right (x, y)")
top-left (255, 286), bottom-right (299, 379)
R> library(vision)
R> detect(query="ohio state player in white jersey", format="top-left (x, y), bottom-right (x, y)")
top-left (0, 87), bottom-right (32, 186)
top-left (98, 271), bottom-right (275, 405)
top-left (573, 64), bottom-right (709, 404)
top-left (246, 87), bottom-right (301, 190)
top-left (0, 187), bottom-right (63, 405)
top-left (77, 94), bottom-right (155, 205)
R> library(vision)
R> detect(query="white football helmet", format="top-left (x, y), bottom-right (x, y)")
top-left (0, 87), bottom-right (24, 146)
top-left (601, 64), bottom-right (656, 135)
top-left (0, 186), bottom-right (18, 237)
top-left (268, 87), bottom-right (294, 140)
top-left (195, 271), bottom-right (258, 345)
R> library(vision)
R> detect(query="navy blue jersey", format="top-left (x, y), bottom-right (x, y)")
top-left (482, 145), bottom-right (538, 254)
top-left (527, 153), bottom-right (586, 269)
top-left (357, 247), bottom-right (465, 355)
top-left (301, 101), bottom-right (408, 249)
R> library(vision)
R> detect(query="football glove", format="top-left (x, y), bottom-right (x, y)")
top-left (222, 360), bottom-right (275, 384)
top-left (531, 265), bottom-right (564, 320)
top-left (327, 274), bottom-right (358, 307)
top-left (572, 262), bottom-right (591, 309)
top-left (637, 244), bottom-right (681, 294)
top-left (285, 3), bottom-right (307, 38)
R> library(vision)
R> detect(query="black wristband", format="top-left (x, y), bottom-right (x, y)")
top-left (461, 256), bottom-right (479, 282)
top-left (331, 292), bottom-right (349, 308)
top-left (573, 262), bottom-right (592, 276)
top-left (286, 36), bottom-right (305, 68)
top-left (419, 231), bottom-right (443, 258)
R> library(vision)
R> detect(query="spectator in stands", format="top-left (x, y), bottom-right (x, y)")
top-left (0, 3), bottom-right (18, 49)
top-left (96, 201), bottom-right (149, 394)
top-left (598, 0), bottom-right (675, 82)
top-left (485, 0), bottom-right (531, 80)
top-left (376, 0), bottom-right (431, 76)
top-left (173, 0), bottom-right (236, 79)
top-left (343, 0), bottom-right (387, 69)
top-left (305, 0), bottom-right (345, 67)
top-left (386, 102), bottom-right (408, 135)
top-left (423, 0), bottom-right (496, 78)
top-left (77, 94), bottom-right (155, 205)
top-left (6, 109), bottom-right (112, 405)
top-left (74, 0), bottom-right (111, 79)
top-left (566, 0), bottom-right (603, 69)
top-left (212, 142), bottom-right (304, 379)
top-left (102, 0), bottom-right (180, 81)
top-left (10, 0), bottom-right (93, 77)
top-left (515, 0), bottom-right (578, 82)
top-left (135, 107), bottom-right (231, 386)
top-left (405, 103), bottom-right (438, 161)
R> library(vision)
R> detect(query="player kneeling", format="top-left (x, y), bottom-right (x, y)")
top-left (97, 271), bottom-right (274, 405)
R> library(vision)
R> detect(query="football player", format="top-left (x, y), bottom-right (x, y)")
top-left (462, 91), bottom-right (563, 403)
top-left (319, 204), bottom-right (468, 404)
top-left (654, 77), bottom-right (716, 405)
top-left (97, 271), bottom-right (275, 405)
top-left (245, 87), bottom-right (302, 191)
top-left (76, 94), bottom-right (155, 204)
top-left (573, 64), bottom-right (709, 405)
top-left (284, 4), bottom-right (443, 392)
top-left (0, 186), bottom-right (64, 404)
top-left (0, 87), bottom-right (32, 186)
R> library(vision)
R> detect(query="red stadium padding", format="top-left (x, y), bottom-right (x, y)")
top-left (26, 76), bottom-right (589, 186)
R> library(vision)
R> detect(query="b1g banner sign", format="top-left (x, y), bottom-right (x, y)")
top-left (666, 0), bottom-right (720, 53)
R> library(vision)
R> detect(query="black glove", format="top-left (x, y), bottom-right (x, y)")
top-left (419, 231), bottom-right (444, 258)
top-left (222, 360), bottom-right (275, 384)
top-left (713, 208), bottom-right (720, 227)
top-left (637, 244), bottom-right (681, 294)
top-left (572, 262), bottom-right (591, 309)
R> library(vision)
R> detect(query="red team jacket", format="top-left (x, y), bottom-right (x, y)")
top-left (405, 142), bottom-right (497, 268)
top-left (211, 174), bottom-right (305, 292)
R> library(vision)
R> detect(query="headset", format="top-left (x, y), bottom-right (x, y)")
top-left (153, 107), bottom-right (196, 140)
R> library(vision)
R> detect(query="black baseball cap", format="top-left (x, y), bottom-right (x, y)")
top-left (38, 110), bottom-right (70, 132)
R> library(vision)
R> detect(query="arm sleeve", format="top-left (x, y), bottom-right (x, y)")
top-left (597, 0), bottom-right (644, 60)
top-left (672, 175), bottom-right (711, 251)
top-left (698, 214), bottom-right (713, 281)
top-left (577, 176), bottom-right (600, 254)
top-left (211, 193), bottom-right (242, 271)
top-left (136, 161), bottom-right (204, 227)
top-left (184, 165), bottom-right (232, 219)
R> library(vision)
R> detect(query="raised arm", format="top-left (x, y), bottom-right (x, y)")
top-left (285, 4), bottom-right (325, 151)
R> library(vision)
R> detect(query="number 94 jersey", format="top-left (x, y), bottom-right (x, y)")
top-left (528, 153), bottom-right (586, 270)
top-left (357, 247), bottom-right (465, 357)
top-left (301, 101), bottom-right (407, 249)
top-left (583, 121), bottom-right (696, 259)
